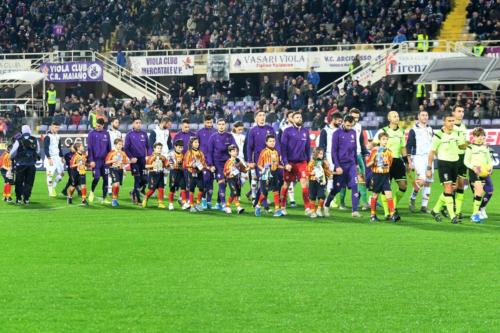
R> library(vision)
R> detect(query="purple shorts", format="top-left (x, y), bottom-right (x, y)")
top-left (214, 161), bottom-right (227, 181)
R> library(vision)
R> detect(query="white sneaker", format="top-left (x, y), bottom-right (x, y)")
top-left (224, 207), bottom-right (232, 214)
top-left (479, 208), bottom-right (488, 219)
top-left (190, 207), bottom-right (197, 213)
top-left (168, 203), bottom-right (174, 211)
top-left (323, 207), bottom-right (330, 217)
top-left (281, 209), bottom-right (288, 216)
top-left (352, 211), bottom-right (362, 218)
top-left (310, 213), bottom-right (317, 218)
top-left (237, 207), bottom-right (245, 214)
top-left (305, 208), bottom-right (312, 216)
top-left (182, 203), bottom-right (191, 210)
top-left (316, 208), bottom-right (323, 217)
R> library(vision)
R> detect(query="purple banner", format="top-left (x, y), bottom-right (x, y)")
top-left (485, 47), bottom-right (500, 58)
top-left (40, 61), bottom-right (104, 82)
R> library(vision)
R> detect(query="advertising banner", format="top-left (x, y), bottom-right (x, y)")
top-left (230, 52), bottom-right (308, 73)
top-left (207, 54), bottom-right (230, 81)
top-left (40, 61), bottom-right (104, 82)
top-left (485, 46), bottom-right (500, 58)
top-left (308, 50), bottom-right (380, 72)
top-left (129, 55), bottom-right (194, 76)
top-left (0, 59), bottom-right (32, 74)
top-left (385, 52), bottom-right (465, 75)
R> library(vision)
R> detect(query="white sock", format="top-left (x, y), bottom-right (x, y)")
top-left (422, 186), bottom-right (431, 208)
top-left (288, 182), bottom-right (295, 202)
top-left (54, 174), bottom-right (62, 187)
top-left (251, 178), bottom-right (257, 198)
top-left (47, 175), bottom-right (53, 191)
top-left (108, 175), bottom-right (113, 194)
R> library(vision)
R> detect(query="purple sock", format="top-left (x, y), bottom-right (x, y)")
top-left (351, 187), bottom-right (360, 212)
top-left (480, 192), bottom-right (492, 209)
top-left (218, 183), bottom-right (226, 204)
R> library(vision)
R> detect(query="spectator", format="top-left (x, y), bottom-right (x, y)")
top-left (307, 67), bottom-right (320, 90)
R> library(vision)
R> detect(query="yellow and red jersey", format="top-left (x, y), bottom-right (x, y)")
top-left (146, 153), bottom-right (168, 171)
top-left (307, 159), bottom-right (333, 181)
top-left (1, 151), bottom-right (11, 170)
top-left (70, 152), bottom-right (88, 175)
top-left (169, 151), bottom-right (184, 170)
top-left (368, 146), bottom-right (393, 174)
top-left (257, 148), bottom-right (281, 171)
top-left (183, 149), bottom-right (207, 173)
top-left (105, 149), bottom-right (129, 169)
top-left (224, 158), bottom-right (249, 178)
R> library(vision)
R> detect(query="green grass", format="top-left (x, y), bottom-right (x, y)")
top-left (0, 172), bottom-right (499, 332)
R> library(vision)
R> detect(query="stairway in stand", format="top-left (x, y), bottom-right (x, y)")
top-left (434, 0), bottom-right (475, 51)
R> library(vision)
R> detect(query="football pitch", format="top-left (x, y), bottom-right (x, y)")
top-left (0, 172), bottom-right (499, 332)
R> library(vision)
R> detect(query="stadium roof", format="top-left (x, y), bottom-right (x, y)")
top-left (0, 71), bottom-right (45, 86)
top-left (416, 57), bottom-right (500, 90)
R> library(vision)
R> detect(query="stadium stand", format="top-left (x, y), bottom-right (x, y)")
top-left (467, 0), bottom-right (500, 40)
top-left (0, 0), bottom-right (451, 53)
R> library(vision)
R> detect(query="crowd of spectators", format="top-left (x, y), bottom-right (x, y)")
top-left (467, 0), bottom-right (500, 40)
top-left (2, 71), bottom-right (497, 142)
top-left (0, 0), bottom-right (451, 54)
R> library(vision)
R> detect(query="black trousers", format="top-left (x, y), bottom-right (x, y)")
top-left (15, 165), bottom-right (36, 201)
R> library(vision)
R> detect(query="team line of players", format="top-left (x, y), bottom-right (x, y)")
top-left (1, 107), bottom-right (494, 223)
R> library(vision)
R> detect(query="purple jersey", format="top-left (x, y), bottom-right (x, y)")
top-left (173, 130), bottom-right (197, 154)
top-left (207, 131), bottom-right (237, 166)
top-left (197, 127), bottom-right (217, 157)
top-left (124, 129), bottom-right (151, 159)
top-left (280, 125), bottom-right (310, 165)
top-left (246, 124), bottom-right (280, 164)
top-left (87, 129), bottom-right (111, 162)
top-left (331, 126), bottom-right (358, 167)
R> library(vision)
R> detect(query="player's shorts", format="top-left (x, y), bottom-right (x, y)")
top-left (187, 171), bottom-right (204, 192)
top-left (457, 154), bottom-right (467, 178)
top-left (468, 169), bottom-right (488, 184)
top-left (169, 169), bottom-right (186, 191)
top-left (284, 161), bottom-right (308, 183)
top-left (261, 170), bottom-right (281, 193)
top-left (332, 163), bottom-right (358, 190)
top-left (214, 161), bottom-right (226, 181)
top-left (92, 160), bottom-right (109, 179)
top-left (148, 171), bottom-right (165, 189)
top-left (131, 158), bottom-right (147, 178)
top-left (371, 173), bottom-right (391, 194)
top-left (1, 169), bottom-right (14, 184)
top-left (437, 160), bottom-right (458, 184)
top-left (309, 180), bottom-right (326, 200)
top-left (73, 174), bottom-right (86, 187)
top-left (227, 177), bottom-right (242, 197)
top-left (44, 157), bottom-right (64, 175)
top-left (389, 158), bottom-right (406, 181)
top-left (109, 168), bottom-right (124, 185)
top-left (413, 154), bottom-right (433, 182)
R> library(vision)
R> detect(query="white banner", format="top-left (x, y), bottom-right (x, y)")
top-left (230, 52), bottom-right (308, 73)
top-left (129, 55), bottom-right (194, 76)
top-left (385, 52), bottom-right (465, 75)
top-left (0, 59), bottom-right (32, 74)
top-left (308, 50), bottom-right (380, 72)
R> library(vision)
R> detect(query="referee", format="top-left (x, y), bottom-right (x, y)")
top-left (10, 125), bottom-right (40, 204)
top-left (427, 113), bottom-right (467, 224)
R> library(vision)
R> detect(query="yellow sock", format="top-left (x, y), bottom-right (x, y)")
top-left (444, 194), bottom-right (456, 219)
top-left (455, 191), bottom-right (464, 215)
top-left (380, 194), bottom-right (389, 217)
top-left (432, 193), bottom-right (445, 214)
